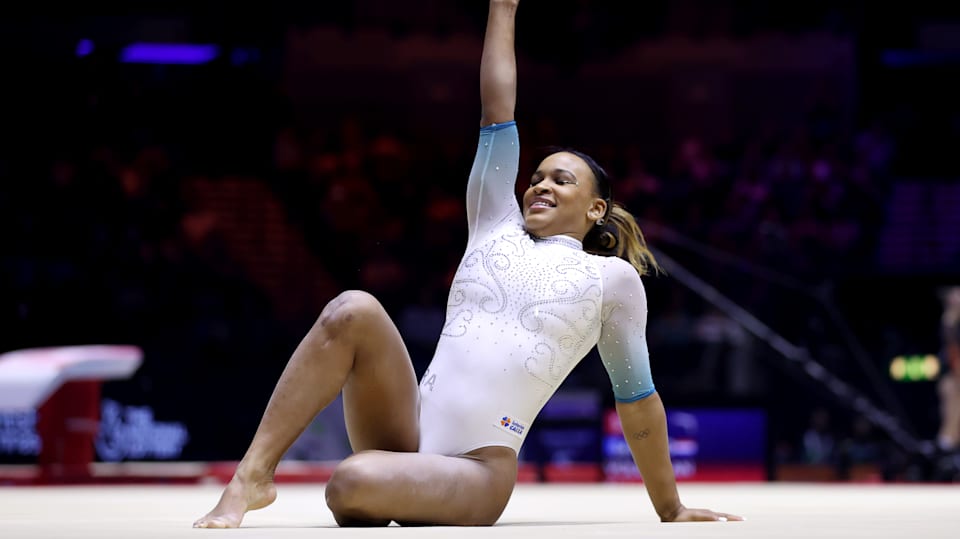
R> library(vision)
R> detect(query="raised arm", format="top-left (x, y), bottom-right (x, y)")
top-left (480, 0), bottom-right (519, 127)
top-left (463, 0), bottom-right (522, 241)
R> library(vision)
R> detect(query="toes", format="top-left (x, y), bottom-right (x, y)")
top-left (193, 516), bottom-right (232, 528)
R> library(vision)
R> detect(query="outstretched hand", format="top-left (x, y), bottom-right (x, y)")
top-left (663, 505), bottom-right (743, 522)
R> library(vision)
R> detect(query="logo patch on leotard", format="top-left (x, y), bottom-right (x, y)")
top-left (496, 415), bottom-right (527, 437)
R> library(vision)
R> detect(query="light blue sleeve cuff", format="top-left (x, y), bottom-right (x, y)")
top-left (480, 121), bottom-right (517, 133)
top-left (614, 387), bottom-right (656, 403)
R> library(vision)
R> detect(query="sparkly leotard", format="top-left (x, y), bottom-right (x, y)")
top-left (417, 122), bottom-right (655, 456)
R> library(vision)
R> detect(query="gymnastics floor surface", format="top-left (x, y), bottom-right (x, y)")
top-left (2, 481), bottom-right (957, 538)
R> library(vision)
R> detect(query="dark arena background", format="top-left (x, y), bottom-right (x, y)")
top-left (1, 2), bottom-right (959, 537)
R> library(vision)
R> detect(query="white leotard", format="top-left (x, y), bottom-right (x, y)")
top-left (418, 122), bottom-right (655, 456)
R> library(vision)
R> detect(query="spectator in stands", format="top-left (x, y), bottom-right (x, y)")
top-left (937, 286), bottom-right (960, 454)
top-left (801, 407), bottom-right (836, 465)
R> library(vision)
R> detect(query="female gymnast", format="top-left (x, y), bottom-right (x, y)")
top-left (195, 0), bottom-right (740, 527)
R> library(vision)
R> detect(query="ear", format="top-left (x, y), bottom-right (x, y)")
top-left (587, 198), bottom-right (607, 221)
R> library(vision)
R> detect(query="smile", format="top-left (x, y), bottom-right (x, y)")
top-left (530, 196), bottom-right (556, 209)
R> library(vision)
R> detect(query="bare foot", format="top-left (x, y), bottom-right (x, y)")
top-left (193, 472), bottom-right (277, 528)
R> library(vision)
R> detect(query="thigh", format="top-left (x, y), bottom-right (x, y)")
top-left (325, 446), bottom-right (518, 526)
top-left (338, 292), bottom-right (421, 453)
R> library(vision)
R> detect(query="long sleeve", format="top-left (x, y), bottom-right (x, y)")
top-left (597, 256), bottom-right (656, 402)
top-left (465, 122), bottom-right (521, 245)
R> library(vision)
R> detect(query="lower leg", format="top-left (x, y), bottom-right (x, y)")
top-left (194, 291), bottom-right (416, 528)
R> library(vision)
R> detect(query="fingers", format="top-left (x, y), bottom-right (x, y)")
top-left (679, 508), bottom-right (744, 522)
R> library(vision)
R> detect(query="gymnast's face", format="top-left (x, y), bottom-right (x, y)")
top-left (522, 152), bottom-right (607, 241)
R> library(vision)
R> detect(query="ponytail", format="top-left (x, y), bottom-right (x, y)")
top-left (583, 202), bottom-right (662, 277)
top-left (541, 146), bottom-right (661, 276)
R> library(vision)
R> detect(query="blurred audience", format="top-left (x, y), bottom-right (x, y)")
top-left (2, 7), bottom-right (951, 478)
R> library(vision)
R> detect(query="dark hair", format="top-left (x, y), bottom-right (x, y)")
top-left (542, 147), bottom-right (661, 276)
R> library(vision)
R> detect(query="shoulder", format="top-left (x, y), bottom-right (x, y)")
top-left (595, 255), bottom-right (641, 283)
top-left (592, 255), bottom-right (649, 323)
top-left (594, 255), bottom-right (646, 298)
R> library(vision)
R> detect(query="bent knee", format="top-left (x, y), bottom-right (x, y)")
top-left (467, 503), bottom-right (508, 527)
top-left (324, 454), bottom-right (382, 517)
top-left (316, 291), bottom-right (384, 337)
top-left (471, 478), bottom-right (513, 525)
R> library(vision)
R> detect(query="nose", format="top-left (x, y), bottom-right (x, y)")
top-left (533, 184), bottom-right (551, 195)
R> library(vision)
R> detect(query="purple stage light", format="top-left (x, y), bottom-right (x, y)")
top-left (75, 39), bottom-right (94, 57)
top-left (230, 47), bottom-right (261, 66)
top-left (882, 49), bottom-right (960, 68)
top-left (120, 43), bottom-right (220, 65)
